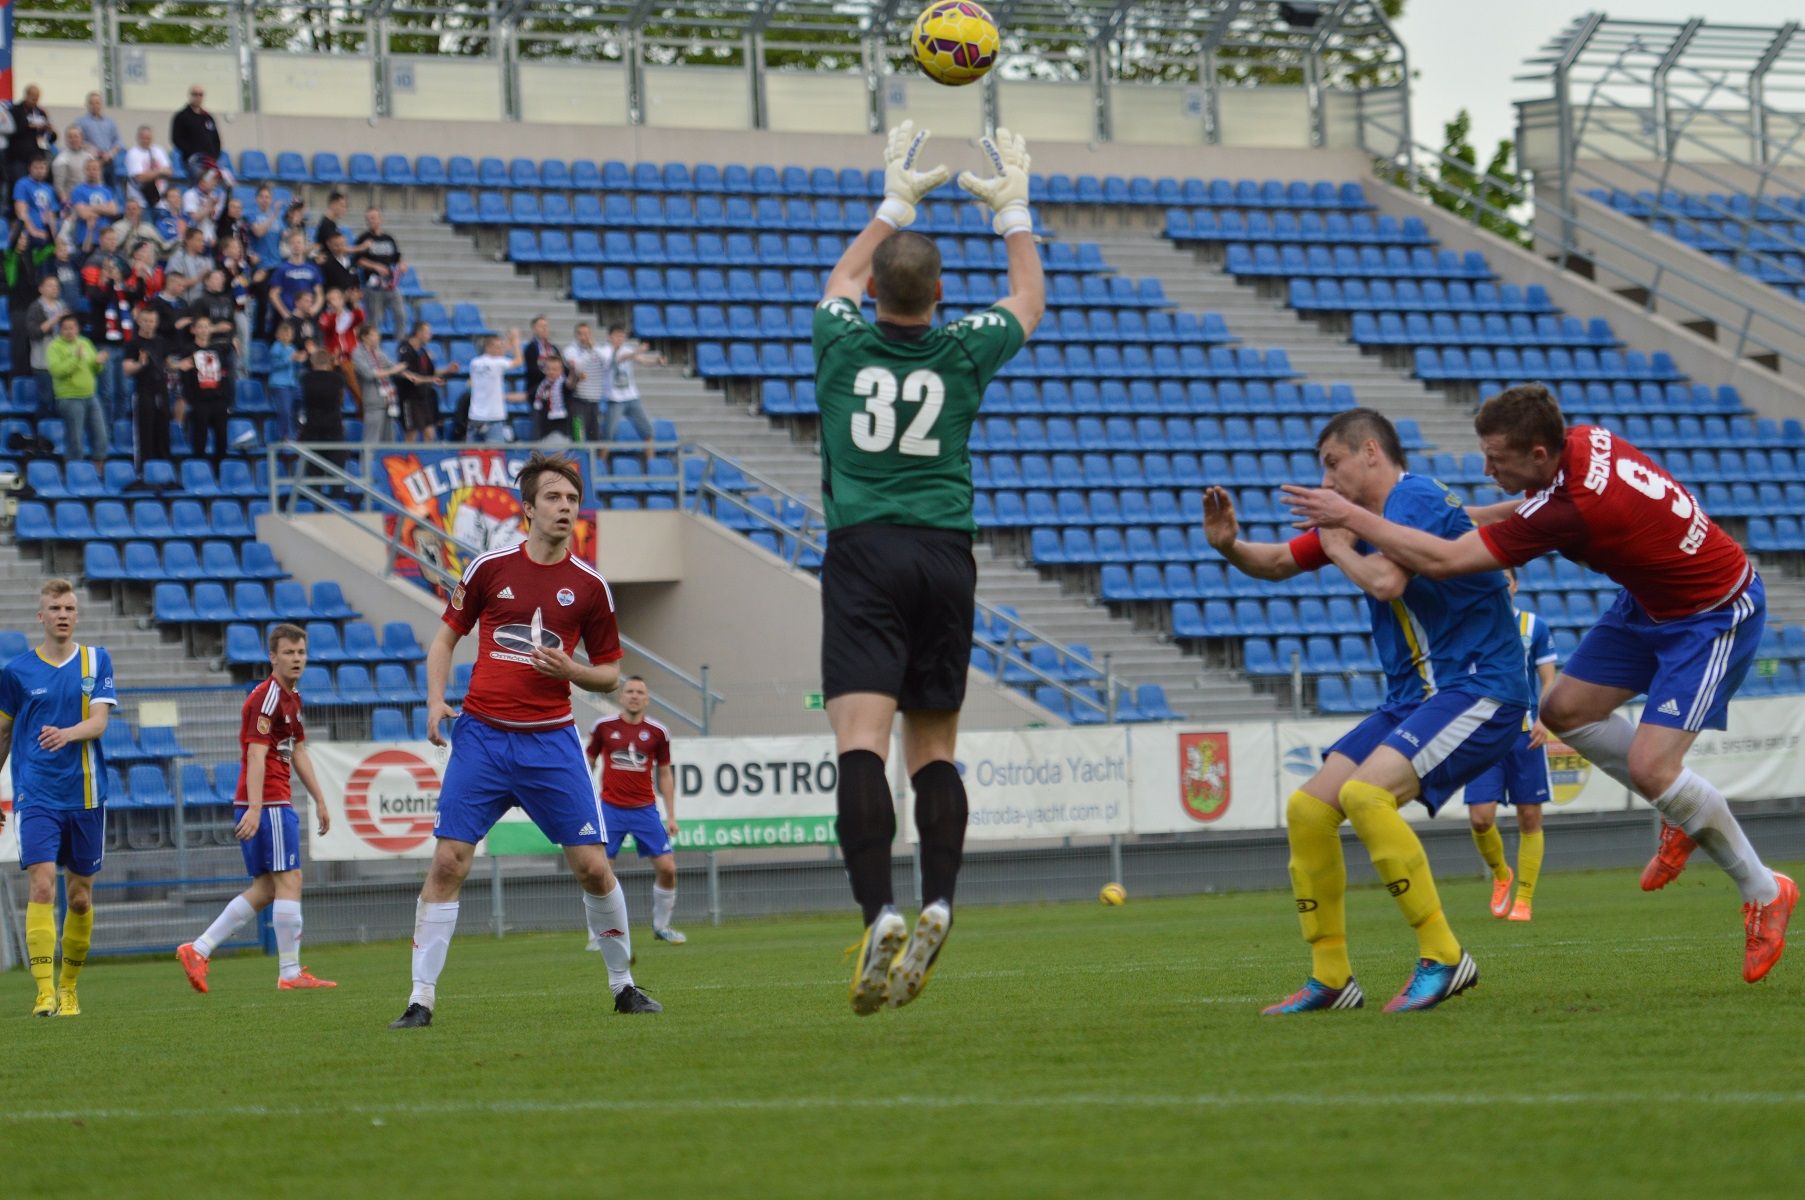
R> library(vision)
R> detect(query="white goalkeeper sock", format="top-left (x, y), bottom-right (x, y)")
top-left (193, 895), bottom-right (257, 959)
top-left (652, 884), bottom-right (676, 933)
top-left (583, 885), bottom-right (635, 995)
top-left (409, 899), bottom-right (459, 1009)
top-left (1655, 770), bottom-right (1779, 905)
top-left (272, 899), bottom-right (303, 981)
top-left (1559, 715), bottom-right (1636, 791)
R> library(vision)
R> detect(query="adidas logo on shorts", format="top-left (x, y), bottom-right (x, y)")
top-left (1658, 699), bottom-right (1682, 716)
top-left (579, 822), bottom-right (598, 836)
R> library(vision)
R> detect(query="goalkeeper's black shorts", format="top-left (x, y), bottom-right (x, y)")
top-left (820, 523), bottom-right (977, 712)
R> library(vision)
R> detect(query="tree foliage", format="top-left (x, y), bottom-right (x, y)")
top-left (1415, 109), bottom-right (1531, 248)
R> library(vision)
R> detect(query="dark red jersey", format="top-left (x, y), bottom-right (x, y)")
top-left (237, 677), bottom-right (305, 805)
top-left (586, 715), bottom-right (671, 809)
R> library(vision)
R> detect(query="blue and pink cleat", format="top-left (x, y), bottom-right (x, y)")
top-left (1382, 951), bottom-right (1479, 1012)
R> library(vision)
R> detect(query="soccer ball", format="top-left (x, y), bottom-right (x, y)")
top-left (911, 2), bottom-right (1001, 88)
top-left (1099, 882), bottom-right (1127, 906)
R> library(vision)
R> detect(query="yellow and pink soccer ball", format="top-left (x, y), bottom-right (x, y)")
top-left (912, 2), bottom-right (1001, 87)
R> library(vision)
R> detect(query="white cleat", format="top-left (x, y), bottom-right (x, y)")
top-left (886, 900), bottom-right (952, 1009)
top-left (653, 927), bottom-right (687, 945)
top-left (849, 906), bottom-right (908, 1016)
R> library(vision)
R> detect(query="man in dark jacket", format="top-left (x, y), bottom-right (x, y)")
top-left (124, 305), bottom-right (172, 469)
top-left (170, 85), bottom-right (223, 179)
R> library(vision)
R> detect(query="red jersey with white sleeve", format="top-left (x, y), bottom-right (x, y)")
top-left (585, 715), bottom-right (671, 809)
top-left (442, 542), bottom-right (623, 731)
top-left (237, 677), bottom-right (305, 805)
top-left (1477, 424), bottom-right (1751, 622)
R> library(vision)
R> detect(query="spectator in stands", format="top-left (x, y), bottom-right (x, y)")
top-left (5, 85), bottom-right (56, 189)
top-left (265, 317), bottom-right (303, 441)
top-left (352, 324), bottom-right (406, 443)
top-left (170, 84), bottom-right (224, 181)
top-left (314, 191), bottom-right (349, 251)
top-left (83, 252), bottom-right (132, 421)
top-left (214, 193), bottom-right (248, 252)
top-left (123, 124), bottom-right (175, 206)
top-left (13, 156), bottom-right (59, 248)
top-left (27, 274), bottom-right (67, 410)
top-left (397, 320), bottom-right (452, 444)
top-left (81, 225), bottom-right (127, 285)
top-left (46, 314), bottom-right (108, 465)
top-left (317, 285), bottom-right (365, 405)
top-left (48, 239), bottom-right (84, 318)
top-left (146, 268), bottom-right (194, 345)
top-left (181, 169), bottom-right (225, 246)
top-left (66, 157), bottom-right (120, 254)
top-left (194, 268), bottom-right (239, 346)
top-left (246, 184), bottom-right (282, 269)
top-left (522, 314), bottom-right (562, 400)
top-left (531, 353), bottom-right (575, 442)
top-left (125, 239), bottom-right (165, 303)
top-left (123, 305), bottom-right (172, 468)
top-left (597, 323), bottom-right (665, 464)
top-left (215, 237), bottom-right (253, 376)
top-left (167, 227), bottom-right (213, 299)
top-left (465, 329), bottom-right (524, 444)
top-left (299, 349), bottom-right (347, 453)
top-left (316, 229), bottom-right (359, 295)
top-left (74, 93), bottom-right (122, 190)
top-left (173, 314), bottom-right (235, 467)
top-left (6, 228), bottom-right (53, 380)
top-left (353, 207), bottom-right (404, 338)
top-left (51, 126), bottom-right (94, 203)
top-left (111, 194), bottom-right (171, 258)
top-left (284, 289), bottom-right (321, 358)
top-left (563, 321), bottom-right (607, 442)
top-left (269, 231), bottom-right (323, 332)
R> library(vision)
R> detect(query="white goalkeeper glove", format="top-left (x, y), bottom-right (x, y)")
top-left (958, 127), bottom-right (1033, 238)
top-left (876, 122), bottom-right (951, 230)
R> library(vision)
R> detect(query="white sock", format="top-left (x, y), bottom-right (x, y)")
top-left (652, 884), bottom-right (676, 933)
top-left (1655, 770), bottom-right (1780, 905)
top-left (410, 899), bottom-right (459, 1009)
top-left (1560, 715), bottom-right (1636, 791)
top-left (583, 885), bottom-right (635, 994)
top-left (193, 895), bottom-right (257, 959)
top-left (272, 899), bottom-right (303, 981)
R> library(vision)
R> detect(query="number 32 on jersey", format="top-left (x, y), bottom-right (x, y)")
top-left (850, 367), bottom-right (946, 457)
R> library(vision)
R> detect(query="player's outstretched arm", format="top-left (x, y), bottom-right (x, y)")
top-left (1202, 485), bottom-right (1301, 581)
top-left (1316, 525), bottom-right (1409, 602)
top-left (1281, 484), bottom-right (1505, 579)
top-left (1465, 498), bottom-right (1521, 527)
top-left (824, 122), bottom-right (950, 305)
top-left (424, 624), bottom-right (462, 747)
top-left (291, 744), bottom-right (331, 836)
top-left (959, 128), bottom-right (1044, 337)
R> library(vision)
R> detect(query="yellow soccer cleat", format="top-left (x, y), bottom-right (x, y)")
top-left (886, 900), bottom-right (953, 1010)
top-left (32, 990), bottom-right (58, 1018)
top-left (56, 987), bottom-right (80, 1017)
top-left (848, 906), bottom-right (907, 1016)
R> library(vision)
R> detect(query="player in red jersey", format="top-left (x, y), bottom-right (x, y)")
top-left (1282, 384), bottom-right (1795, 982)
top-left (585, 677), bottom-right (684, 945)
top-left (390, 451), bottom-right (661, 1028)
top-left (178, 624), bottom-right (336, 992)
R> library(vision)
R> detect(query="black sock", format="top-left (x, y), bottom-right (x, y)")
top-left (911, 760), bottom-right (969, 909)
top-left (835, 750), bottom-right (896, 926)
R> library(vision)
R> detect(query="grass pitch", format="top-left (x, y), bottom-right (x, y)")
top-left (3, 864), bottom-right (1801, 1200)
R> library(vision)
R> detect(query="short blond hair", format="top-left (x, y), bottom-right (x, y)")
top-left (40, 578), bottom-right (75, 602)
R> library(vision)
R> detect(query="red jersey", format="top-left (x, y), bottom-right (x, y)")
top-left (443, 541), bottom-right (623, 731)
top-left (1478, 424), bottom-right (1751, 621)
top-left (237, 677), bottom-right (305, 805)
top-left (586, 715), bottom-right (671, 809)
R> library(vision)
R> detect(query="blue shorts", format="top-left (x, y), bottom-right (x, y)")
top-left (1462, 730), bottom-right (1551, 807)
top-left (604, 802), bottom-right (673, 859)
top-left (1328, 691), bottom-right (1529, 816)
top-left (17, 807), bottom-right (106, 876)
top-left (1562, 576), bottom-right (1763, 733)
top-left (236, 805), bottom-right (302, 877)
top-left (435, 716), bottom-right (605, 847)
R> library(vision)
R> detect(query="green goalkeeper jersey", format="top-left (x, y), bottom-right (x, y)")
top-left (812, 297), bottom-right (1025, 532)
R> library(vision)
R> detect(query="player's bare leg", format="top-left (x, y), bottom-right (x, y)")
top-left (649, 852), bottom-right (685, 944)
top-left (885, 709), bottom-right (964, 1009)
top-left (828, 691), bottom-right (908, 1014)
top-left (392, 838), bottom-right (475, 1028)
top-left (568, 842), bottom-right (660, 1012)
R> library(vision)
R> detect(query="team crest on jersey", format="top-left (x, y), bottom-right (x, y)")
top-left (257, 716), bottom-right (272, 735)
top-left (450, 584), bottom-right (466, 611)
top-left (80, 675), bottom-right (96, 694)
top-left (556, 588), bottom-right (576, 607)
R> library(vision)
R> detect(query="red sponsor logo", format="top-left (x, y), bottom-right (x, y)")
top-left (1178, 732), bottom-right (1231, 823)
top-left (342, 749), bottom-right (441, 853)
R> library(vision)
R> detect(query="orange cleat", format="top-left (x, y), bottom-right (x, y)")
top-left (277, 968), bottom-right (338, 990)
top-left (177, 943), bottom-right (210, 994)
top-left (1640, 820), bottom-right (1697, 892)
top-left (1507, 899), bottom-right (1533, 922)
top-left (1743, 873), bottom-right (1797, 984)
top-left (1489, 865), bottom-right (1515, 918)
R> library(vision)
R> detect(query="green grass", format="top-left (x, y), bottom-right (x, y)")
top-left (3, 864), bottom-right (1801, 1199)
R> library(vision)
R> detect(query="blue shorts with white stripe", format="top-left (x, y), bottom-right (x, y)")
top-left (1562, 575), bottom-right (1763, 734)
top-left (1329, 691), bottom-right (1528, 815)
top-left (237, 805), bottom-right (302, 878)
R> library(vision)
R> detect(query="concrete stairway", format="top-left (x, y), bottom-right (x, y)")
top-left (380, 210), bottom-right (587, 337)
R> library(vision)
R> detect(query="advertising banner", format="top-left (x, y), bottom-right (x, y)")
top-left (1129, 724), bottom-right (1282, 833)
top-left (1656, 696), bottom-right (1805, 804)
top-left (906, 727), bottom-right (1132, 842)
top-left (0, 759), bottom-right (14, 863)
top-left (308, 741), bottom-right (446, 861)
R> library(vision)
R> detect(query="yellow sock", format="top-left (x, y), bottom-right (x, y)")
top-left (59, 906), bottom-right (93, 990)
top-left (1516, 829), bottom-right (1545, 906)
top-left (1285, 790), bottom-right (1352, 988)
top-left (1471, 824), bottom-right (1509, 880)
top-left (1341, 780), bottom-right (1461, 965)
top-left (26, 902), bottom-right (55, 996)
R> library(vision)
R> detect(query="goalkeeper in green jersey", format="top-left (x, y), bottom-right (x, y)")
top-left (813, 123), bottom-right (1044, 1016)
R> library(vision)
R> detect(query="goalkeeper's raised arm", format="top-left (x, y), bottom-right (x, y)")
top-left (823, 121), bottom-right (950, 306)
top-left (959, 127), bottom-right (1044, 339)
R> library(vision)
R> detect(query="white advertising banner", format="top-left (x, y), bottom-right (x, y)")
top-left (308, 741), bottom-right (446, 861)
top-left (1647, 696), bottom-right (1805, 805)
top-left (664, 733), bottom-right (841, 850)
top-left (1129, 724), bottom-right (1282, 833)
top-left (906, 727), bottom-right (1132, 842)
top-left (0, 760), bottom-right (15, 864)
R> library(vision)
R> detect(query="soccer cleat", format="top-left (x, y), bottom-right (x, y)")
top-left (1261, 977), bottom-right (1365, 1015)
top-left (1382, 951), bottom-right (1479, 1012)
top-left (653, 927), bottom-right (687, 945)
top-left (1743, 872), bottom-right (1798, 984)
top-left (1641, 820), bottom-right (1698, 891)
top-left (848, 905), bottom-right (908, 1016)
top-left (56, 987), bottom-right (80, 1017)
top-left (1508, 899), bottom-right (1533, 922)
top-left (1490, 864), bottom-right (1515, 918)
top-left (613, 985), bottom-right (663, 1014)
top-left (31, 990), bottom-right (58, 1017)
top-left (177, 943), bottom-right (211, 994)
top-left (277, 968), bottom-right (338, 990)
top-left (388, 1003), bottom-right (433, 1029)
top-left (886, 900), bottom-right (952, 1010)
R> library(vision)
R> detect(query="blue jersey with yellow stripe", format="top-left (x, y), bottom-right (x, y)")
top-left (1358, 475), bottom-right (1531, 713)
top-left (1516, 606), bottom-right (1558, 726)
top-left (0, 644), bottom-right (118, 810)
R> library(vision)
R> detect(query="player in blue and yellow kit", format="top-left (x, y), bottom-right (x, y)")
top-left (1203, 409), bottom-right (1530, 1012)
top-left (0, 578), bottom-right (118, 1016)
top-left (1463, 567), bottom-right (1560, 922)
